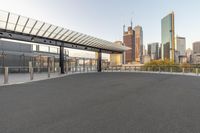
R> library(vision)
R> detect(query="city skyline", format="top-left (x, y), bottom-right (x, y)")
top-left (0, 0), bottom-right (199, 50)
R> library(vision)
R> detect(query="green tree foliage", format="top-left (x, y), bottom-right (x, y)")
top-left (143, 60), bottom-right (182, 72)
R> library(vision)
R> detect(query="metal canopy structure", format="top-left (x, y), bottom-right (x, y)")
top-left (0, 10), bottom-right (129, 53)
top-left (0, 10), bottom-right (130, 73)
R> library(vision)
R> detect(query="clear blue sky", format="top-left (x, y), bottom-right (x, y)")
top-left (0, 0), bottom-right (200, 49)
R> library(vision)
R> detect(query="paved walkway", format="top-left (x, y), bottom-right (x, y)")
top-left (0, 72), bottom-right (200, 133)
top-left (0, 71), bottom-right (91, 86)
top-left (0, 70), bottom-right (199, 86)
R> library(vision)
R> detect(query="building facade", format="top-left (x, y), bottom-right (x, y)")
top-left (176, 36), bottom-right (186, 56)
top-left (110, 41), bottom-right (124, 66)
top-left (134, 26), bottom-right (143, 63)
top-left (192, 42), bottom-right (200, 64)
top-left (192, 54), bottom-right (200, 64)
top-left (0, 39), bottom-right (105, 72)
top-left (186, 48), bottom-right (193, 63)
top-left (161, 12), bottom-right (175, 62)
top-left (123, 26), bottom-right (135, 64)
top-left (193, 41), bottom-right (200, 54)
top-left (147, 43), bottom-right (159, 60)
top-left (142, 55), bottom-right (151, 64)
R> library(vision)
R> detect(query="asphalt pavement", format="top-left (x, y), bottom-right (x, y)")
top-left (0, 72), bottom-right (200, 133)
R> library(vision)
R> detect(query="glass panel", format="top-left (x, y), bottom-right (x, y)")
top-left (32, 44), bottom-right (36, 51)
top-left (30, 21), bottom-right (43, 35)
top-left (68, 33), bottom-right (80, 42)
top-left (6, 13), bottom-right (18, 30)
top-left (64, 31), bottom-right (76, 41)
top-left (6, 23), bottom-right (15, 31)
top-left (50, 46), bottom-right (58, 53)
top-left (0, 21), bottom-right (6, 29)
top-left (34, 21), bottom-right (43, 30)
top-left (15, 16), bottom-right (28, 32)
top-left (80, 36), bottom-right (91, 45)
top-left (54, 29), bottom-right (68, 40)
top-left (60, 34), bottom-right (68, 41)
top-left (43, 25), bottom-right (57, 37)
top-left (72, 34), bottom-right (84, 43)
top-left (23, 19), bottom-right (37, 34)
top-left (40, 45), bottom-right (49, 52)
top-left (0, 10), bottom-right (8, 22)
top-left (60, 30), bottom-right (72, 40)
top-left (0, 10), bottom-right (8, 29)
top-left (31, 29), bottom-right (39, 35)
top-left (37, 23), bottom-right (51, 36)
top-left (49, 27), bottom-right (62, 38)
top-left (75, 35), bottom-right (87, 43)
top-left (86, 37), bottom-right (96, 46)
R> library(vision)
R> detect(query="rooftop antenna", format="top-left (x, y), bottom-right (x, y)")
top-left (123, 24), bottom-right (125, 33)
top-left (131, 11), bottom-right (134, 28)
top-left (131, 17), bottom-right (133, 28)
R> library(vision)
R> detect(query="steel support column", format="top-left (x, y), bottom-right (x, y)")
top-left (75, 58), bottom-right (78, 72)
top-left (83, 58), bottom-right (86, 72)
top-left (59, 44), bottom-right (65, 74)
top-left (97, 50), bottom-right (102, 72)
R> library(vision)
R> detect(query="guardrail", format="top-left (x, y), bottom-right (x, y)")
top-left (102, 65), bottom-right (200, 76)
top-left (0, 66), bottom-right (97, 84)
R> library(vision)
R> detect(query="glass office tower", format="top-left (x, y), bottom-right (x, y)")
top-left (161, 12), bottom-right (175, 62)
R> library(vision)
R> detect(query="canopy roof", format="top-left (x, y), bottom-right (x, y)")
top-left (0, 10), bottom-right (129, 53)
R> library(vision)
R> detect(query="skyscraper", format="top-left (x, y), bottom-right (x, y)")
top-left (158, 45), bottom-right (162, 59)
top-left (123, 26), bottom-right (135, 63)
top-left (176, 36), bottom-right (186, 56)
top-left (147, 43), bottom-right (159, 60)
top-left (192, 42), bottom-right (200, 64)
top-left (186, 48), bottom-right (193, 63)
top-left (134, 26), bottom-right (143, 63)
top-left (161, 12), bottom-right (175, 62)
top-left (193, 41), bottom-right (200, 54)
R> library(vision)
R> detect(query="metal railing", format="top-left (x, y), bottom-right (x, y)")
top-left (102, 65), bottom-right (200, 76)
top-left (0, 65), bottom-right (98, 84)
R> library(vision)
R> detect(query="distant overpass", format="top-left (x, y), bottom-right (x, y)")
top-left (0, 10), bottom-right (130, 73)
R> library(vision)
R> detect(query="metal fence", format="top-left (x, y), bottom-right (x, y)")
top-left (0, 65), bottom-right (98, 85)
top-left (102, 65), bottom-right (200, 76)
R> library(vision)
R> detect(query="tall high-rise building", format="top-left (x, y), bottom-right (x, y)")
top-left (193, 41), bottom-right (200, 54)
top-left (161, 12), bottom-right (175, 62)
top-left (147, 43), bottom-right (159, 60)
top-left (176, 36), bottom-right (186, 56)
top-left (134, 26), bottom-right (143, 63)
top-left (123, 26), bottom-right (135, 63)
top-left (192, 42), bottom-right (200, 64)
top-left (158, 45), bottom-right (162, 59)
top-left (186, 48), bottom-right (193, 63)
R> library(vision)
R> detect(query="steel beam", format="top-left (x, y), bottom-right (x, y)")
top-left (97, 50), bottom-right (102, 72)
top-left (5, 12), bottom-right (10, 30)
top-left (14, 15), bottom-right (20, 31)
top-left (29, 20), bottom-right (38, 34)
top-left (59, 44), bottom-right (65, 74)
top-left (0, 30), bottom-right (121, 54)
top-left (22, 18), bottom-right (30, 33)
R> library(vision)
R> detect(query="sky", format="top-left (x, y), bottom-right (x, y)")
top-left (0, 0), bottom-right (199, 50)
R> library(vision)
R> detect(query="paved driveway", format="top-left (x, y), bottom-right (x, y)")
top-left (0, 72), bottom-right (200, 133)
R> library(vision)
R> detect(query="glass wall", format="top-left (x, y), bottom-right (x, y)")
top-left (161, 12), bottom-right (175, 61)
